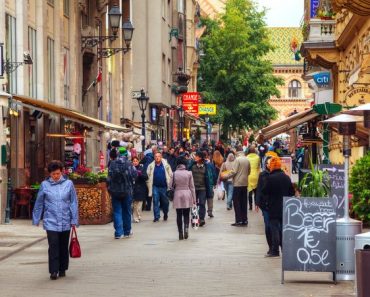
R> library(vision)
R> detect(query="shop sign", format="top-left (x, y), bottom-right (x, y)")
top-left (343, 87), bottom-right (369, 107)
top-left (310, 0), bottom-right (320, 18)
top-left (0, 44), bottom-right (4, 77)
top-left (198, 104), bottom-right (217, 115)
top-left (313, 72), bottom-right (330, 88)
top-left (182, 92), bottom-right (200, 116)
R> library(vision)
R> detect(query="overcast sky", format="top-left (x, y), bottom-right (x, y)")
top-left (255, 0), bottom-right (304, 27)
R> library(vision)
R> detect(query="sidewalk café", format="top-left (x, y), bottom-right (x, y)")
top-left (7, 95), bottom-right (131, 222)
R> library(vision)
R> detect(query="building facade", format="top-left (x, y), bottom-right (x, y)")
top-left (266, 27), bottom-right (313, 123)
top-left (302, 0), bottom-right (370, 164)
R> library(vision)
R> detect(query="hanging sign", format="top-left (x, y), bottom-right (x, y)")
top-left (182, 92), bottom-right (200, 116)
top-left (198, 104), bottom-right (217, 115)
top-left (310, 0), bottom-right (320, 18)
top-left (313, 72), bottom-right (331, 88)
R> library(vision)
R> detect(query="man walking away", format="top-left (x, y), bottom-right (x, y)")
top-left (228, 145), bottom-right (251, 227)
top-left (163, 146), bottom-right (177, 172)
top-left (188, 151), bottom-right (214, 227)
top-left (147, 152), bottom-right (173, 222)
top-left (202, 149), bottom-right (217, 218)
top-left (107, 149), bottom-right (137, 239)
top-left (255, 156), bottom-right (273, 256)
top-left (262, 156), bottom-right (294, 257)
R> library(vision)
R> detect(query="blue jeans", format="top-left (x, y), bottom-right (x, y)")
top-left (224, 181), bottom-right (234, 209)
top-left (111, 195), bottom-right (132, 237)
top-left (152, 186), bottom-right (169, 220)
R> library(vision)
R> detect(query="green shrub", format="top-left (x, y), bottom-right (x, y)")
top-left (299, 159), bottom-right (330, 197)
top-left (350, 151), bottom-right (370, 224)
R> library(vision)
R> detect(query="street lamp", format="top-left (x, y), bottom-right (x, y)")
top-left (205, 114), bottom-right (210, 144)
top-left (108, 5), bottom-right (121, 36)
top-left (135, 89), bottom-right (149, 152)
top-left (179, 105), bottom-right (185, 143)
top-left (323, 114), bottom-right (363, 281)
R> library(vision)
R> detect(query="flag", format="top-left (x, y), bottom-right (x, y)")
top-left (93, 68), bottom-right (102, 87)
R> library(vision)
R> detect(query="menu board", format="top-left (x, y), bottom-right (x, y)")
top-left (319, 164), bottom-right (345, 218)
top-left (282, 197), bottom-right (337, 283)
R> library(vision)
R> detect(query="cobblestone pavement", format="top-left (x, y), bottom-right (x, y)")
top-left (0, 198), bottom-right (355, 297)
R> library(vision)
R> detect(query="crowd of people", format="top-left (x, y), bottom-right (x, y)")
top-left (32, 139), bottom-right (297, 280)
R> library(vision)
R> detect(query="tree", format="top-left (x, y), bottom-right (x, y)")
top-left (198, 0), bottom-right (283, 133)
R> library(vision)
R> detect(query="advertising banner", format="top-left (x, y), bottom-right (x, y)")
top-left (198, 104), bottom-right (217, 115)
top-left (182, 92), bottom-right (200, 116)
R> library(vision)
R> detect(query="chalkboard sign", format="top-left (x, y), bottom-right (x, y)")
top-left (319, 164), bottom-right (345, 218)
top-left (282, 197), bottom-right (337, 283)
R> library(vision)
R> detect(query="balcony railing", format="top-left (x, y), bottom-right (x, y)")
top-left (306, 19), bottom-right (336, 43)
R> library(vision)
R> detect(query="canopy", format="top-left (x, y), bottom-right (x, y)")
top-left (13, 95), bottom-right (130, 132)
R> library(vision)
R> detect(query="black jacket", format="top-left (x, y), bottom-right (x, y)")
top-left (255, 170), bottom-right (269, 211)
top-left (133, 164), bottom-right (148, 201)
top-left (262, 169), bottom-right (294, 220)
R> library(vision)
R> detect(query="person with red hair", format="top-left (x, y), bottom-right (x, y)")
top-left (262, 156), bottom-right (294, 257)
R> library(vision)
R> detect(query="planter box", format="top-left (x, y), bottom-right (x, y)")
top-left (74, 182), bottom-right (112, 225)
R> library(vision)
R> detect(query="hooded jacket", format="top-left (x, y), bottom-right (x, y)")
top-left (32, 176), bottom-right (79, 232)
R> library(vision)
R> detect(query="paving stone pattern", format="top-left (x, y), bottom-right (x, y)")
top-left (0, 199), bottom-right (355, 297)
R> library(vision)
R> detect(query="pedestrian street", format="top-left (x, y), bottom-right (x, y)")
top-left (0, 199), bottom-right (354, 297)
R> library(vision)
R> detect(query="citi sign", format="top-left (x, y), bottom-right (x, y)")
top-left (313, 72), bottom-right (330, 87)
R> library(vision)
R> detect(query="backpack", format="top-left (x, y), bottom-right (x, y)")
top-left (108, 159), bottom-right (133, 199)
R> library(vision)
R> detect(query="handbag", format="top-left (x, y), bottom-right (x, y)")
top-left (191, 205), bottom-right (199, 230)
top-left (167, 172), bottom-right (176, 201)
top-left (69, 226), bottom-right (81, 258)
top-left (214, 183), bottom-right (225, 200)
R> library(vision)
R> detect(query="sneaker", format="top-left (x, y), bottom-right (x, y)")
top-left (153, 218), bottom-right (159, 222)
top-left (115, 235), bottom-right (124, 239)
top-left (50, 272), bottom-right (58, 280)
top-left (164, 214), bottom-right (168, 221)
top-left (123, 231), bottom-right (133, 239)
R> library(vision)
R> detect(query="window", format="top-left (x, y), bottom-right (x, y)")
top-left (178, 0), bottom-right (184, 13)
top-left (162, 0), bottom-right (166, 19)
top-left (63, 48), bottom-right (70, 107)
top-left (162, 54), bottom-right (166, 83)
top-left (28, 27), bottom-right (37, 98)
top-left (288, 80), bottom-right (302, 98)
top-left (5, 14), bottom-right (17, 93)
top-left (63, 0), bottom-right (69, 17)
top-left (47, 38), bottom-right (55, 103)
top-left (167, 58), bottom-right (171, 85)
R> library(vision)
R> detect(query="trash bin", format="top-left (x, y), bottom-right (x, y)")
top-left (355, 232), bottom-right (370, 296)
top-left (355, 247), bottom-right (370, 297)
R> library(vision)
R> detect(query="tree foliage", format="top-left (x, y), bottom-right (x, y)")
top-left (198, 0), bottom-right (283, 132)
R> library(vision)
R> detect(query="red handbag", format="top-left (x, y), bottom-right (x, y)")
top-left (69, 226), bottom-right (81, 258)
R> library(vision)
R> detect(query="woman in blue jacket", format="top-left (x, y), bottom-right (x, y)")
top-left (33, 160), bottom-right (79, 280)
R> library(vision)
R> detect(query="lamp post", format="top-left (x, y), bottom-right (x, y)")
top-left (175, 68), bottom-right (190, 145)
top-left (205, 114), bottom-right (210, 144)
top-left (135, 89), bottom-right (149, 152)
top-left (179, 105), bottom-right (185, 145)
top-left (81, 5), bottom-right (134, 58)
top-left (323, 114), bottom-right (363, 281)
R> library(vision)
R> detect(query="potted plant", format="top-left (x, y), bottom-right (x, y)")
top-left (349, 152), bottom-right (370, 226)
top-left (299, 159), bottom-right (330, 197)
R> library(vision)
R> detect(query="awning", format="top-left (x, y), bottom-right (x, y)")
top-left (13, 95), bottom-right (130, 132)
top-left (257, 108), bottom-right (320, 143)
